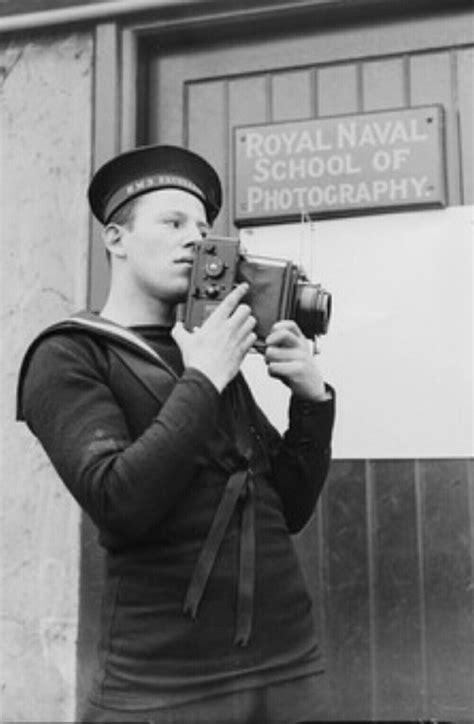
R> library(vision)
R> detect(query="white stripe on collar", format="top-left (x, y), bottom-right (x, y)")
top-left (63, 315), bottom-right (166, 363)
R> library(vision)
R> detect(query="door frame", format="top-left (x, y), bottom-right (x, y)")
top-left (88, 0), bottom-right (471, 307)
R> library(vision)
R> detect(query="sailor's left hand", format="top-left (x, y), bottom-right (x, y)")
top-left (264, 320), bottom-right (331, 402)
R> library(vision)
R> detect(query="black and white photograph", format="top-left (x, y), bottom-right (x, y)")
top-left (1, 1), bottom-right (473, 722)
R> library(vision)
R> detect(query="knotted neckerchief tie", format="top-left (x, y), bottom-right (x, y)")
top-left (183, 464), bottom-right (256, 646)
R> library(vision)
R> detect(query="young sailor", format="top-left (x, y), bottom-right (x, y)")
top-left (17, 145), bottom-right (335, 723)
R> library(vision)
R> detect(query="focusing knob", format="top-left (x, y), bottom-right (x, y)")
top-left (205, 258), bottom-right (225, 278)
top-left (205, 283), bottom-right (220, 298)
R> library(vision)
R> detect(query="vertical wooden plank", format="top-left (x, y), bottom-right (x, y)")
top-left (186, 79), bottom-right (228, 236)
top-left (228, 74), bottom-right (269, 130)
top-left (317, 61), bottom-right (367, 720)
top-left (228, 74), bottom-right (268, 235)
top-left (120, 28), bottom-right (138, 151)
top-left (410, 51), bottom-right (461, 205)
top-left (421, 459), bottom-right (473, 720)
top-left (271, 68), bottom-right (314, 121)
top-left (81, 24), bottom-right (121, 708)
top-left (362, 57), bottom-right (407, 111)
top-left (414, 460), bottom-right (430, 719)
top-left (372, 460), bottom-right (423, 719)
top-left (88, 22), bottom-right (120, 311)
top-left (148, 49), bottom-right (187, 145)
top-left (80, 23), bottom-right (125, 714)
top-left (76, 517), bottom-right (105, 719)
top-left (317, 63), bottom-right (359, 117)
top-left (457, 47), bottom-right (474, 205)
top-left (92, 23), bottom-right (121, 165)
top-left (365, 460), bottom-right (377, 720)
top-left (322, 460), bottom-right (371, 720)
top-left (270, 69), bottom-right (320, 618)
top-left (469, 458), bottom-right (474, 719)
top-left (294, 508), bottom-right (325, 643)
top-left (359, 48), bottom-right (422, 718)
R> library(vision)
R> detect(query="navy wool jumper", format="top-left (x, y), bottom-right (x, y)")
top-left (17, 314), bottom-right (335, 712)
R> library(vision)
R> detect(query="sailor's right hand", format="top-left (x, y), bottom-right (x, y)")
top-left (172, 283), bottom-right (257, 393)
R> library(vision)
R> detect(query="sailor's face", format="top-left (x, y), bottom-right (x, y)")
top-left (122, 188), bottom-right (209, 304)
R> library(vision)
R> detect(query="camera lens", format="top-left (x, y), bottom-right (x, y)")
top-left (295, 283), bottom-right (332, 337)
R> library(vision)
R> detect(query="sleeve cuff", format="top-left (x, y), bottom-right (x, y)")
top-left (288, 383), bottom-right (335, 448)
top-left (181, 367), bottom-right (222, 402)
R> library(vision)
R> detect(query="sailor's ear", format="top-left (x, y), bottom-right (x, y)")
top-left (103, 223), bottom-right (127, 259)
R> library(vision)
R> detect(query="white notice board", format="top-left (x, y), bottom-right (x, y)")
top-left (240, 206), bottom-right (473, 459)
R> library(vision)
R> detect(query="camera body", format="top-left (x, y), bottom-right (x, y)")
top-left (182, 237), bottom-right (331, 348)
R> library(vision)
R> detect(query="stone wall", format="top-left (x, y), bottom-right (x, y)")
top-left (0, 30), bottom-right (93, 720)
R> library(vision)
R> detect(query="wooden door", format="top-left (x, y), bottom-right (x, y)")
top-left (80, 5), bottom-right (474, 721)
top-left (142, 10), bottom-right (474, 721)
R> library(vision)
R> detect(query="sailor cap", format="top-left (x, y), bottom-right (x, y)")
top-left (88, 144), bottom-right (222, 224)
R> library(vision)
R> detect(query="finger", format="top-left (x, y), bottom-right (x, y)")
top-left (233, 314), bottom-right (257, 343)
top-left (266, 360), bottom-right (300, 379)
top-left (209, 283), bottom-right (249, 322)
top-left (240, 331), bottom-right (258, 356)
top-left (228, 303), bottom-right (253, 330)
top-left (265, 345), bottom-right (302, 363)
top-left (270, 320), bottom-right (303, 336)
top-left (272, 319), bottom-right (303, 337)
top-left (265, 327), bottom-right (301, 348)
